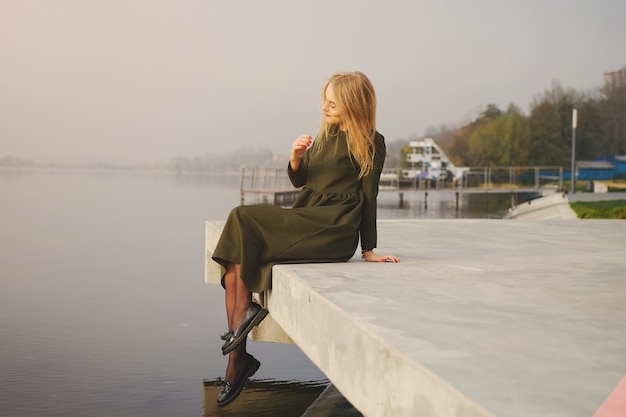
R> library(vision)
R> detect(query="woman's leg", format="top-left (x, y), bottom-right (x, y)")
top-left (223, 263), bottom-right (237, 329)
top-left (224, 263), bottom-right (252, 331)
top-left (223, 262), bottom-right (252, 382)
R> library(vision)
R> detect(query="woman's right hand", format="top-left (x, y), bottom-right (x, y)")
top-left (290, 134), bottom-right (312, 170)
top-left (363, 250), bottom-right (400, 263)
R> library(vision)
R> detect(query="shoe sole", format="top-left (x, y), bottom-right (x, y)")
top-left (222, 308), bottom-right (268, 355)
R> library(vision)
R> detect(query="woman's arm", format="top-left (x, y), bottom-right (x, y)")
top-left (360, 133), bottom-right (400, 263)
top-left (290, 134), bottom-right (311, 169)
top-left (288, 134), bottom-right (312, 187)
top-left (358, 132), bottom-right (386, 251)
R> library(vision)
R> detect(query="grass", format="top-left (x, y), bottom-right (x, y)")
top-left (570, 200), bottom-right (626, 219)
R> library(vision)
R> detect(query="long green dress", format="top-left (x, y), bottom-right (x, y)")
top-left (212, 128), bottom-right (386, 292)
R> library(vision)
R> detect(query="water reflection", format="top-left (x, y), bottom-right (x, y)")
top-left (377, 189), bottom-right (540, 219)
top-left (202, 378), bottom-right (327, 417)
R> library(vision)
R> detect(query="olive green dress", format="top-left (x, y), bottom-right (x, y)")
top-left (212, 129), bottom-right (386, 292)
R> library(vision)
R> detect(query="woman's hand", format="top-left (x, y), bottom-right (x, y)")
top-left (362, 250), bottom-right (400, 263)
top-left (290, 134), bottom-right (312, 170)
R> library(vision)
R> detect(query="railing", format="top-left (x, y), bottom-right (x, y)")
top-left (239, 167), bottom-right (300, 206)
top-left (240, 165), bottom-right (567, 207)
top-left (382, 166), bottom-right (565, 192)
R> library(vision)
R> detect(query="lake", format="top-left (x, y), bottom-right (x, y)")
top-left (0, 169), bottom-right (518, 416)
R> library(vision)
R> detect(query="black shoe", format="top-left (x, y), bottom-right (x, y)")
top-left (216, 353), bottom-right (261, 408)
top-left (220, 330), bottom-right (233, 341)
top-left (222, 302), bottom-right (268, 355)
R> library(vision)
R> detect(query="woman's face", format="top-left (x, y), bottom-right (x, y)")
top-left (322, 84), bottom-right (343, 127)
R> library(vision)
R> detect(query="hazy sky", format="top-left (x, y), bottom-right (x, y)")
top-left (1, 1), bottom-right (625, 164)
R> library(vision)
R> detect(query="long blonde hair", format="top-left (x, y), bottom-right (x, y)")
top-left (313, 71), bottom-right (377, 178)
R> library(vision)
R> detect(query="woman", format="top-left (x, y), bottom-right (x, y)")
top-left (212, 71), bottom-right (399, 407)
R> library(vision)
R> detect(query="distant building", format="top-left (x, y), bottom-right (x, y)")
top-left (603, 68), bottom-right (626, 87)
top-left (576, 160), bottom-right (615, 181)
top-left (612, 155), bottom-right (626, 176)
top-left (402, 138), bottom-right (468, 182)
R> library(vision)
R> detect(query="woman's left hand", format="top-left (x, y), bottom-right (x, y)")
top-left (362, 250), bottom-right (400, 263)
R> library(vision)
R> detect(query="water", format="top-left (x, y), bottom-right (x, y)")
top-left (0, 169), bottom-right (516, 416)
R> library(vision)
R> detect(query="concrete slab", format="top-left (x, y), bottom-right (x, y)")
top-left (206, 219), bottom-right (626, 417)
top-left (505, 192), bottom-right (577, 219)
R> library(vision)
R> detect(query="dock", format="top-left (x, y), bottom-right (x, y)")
top-left (239, 166), bottom-right (300, 206)
top-left (205, 216), bottom-right (626, 416)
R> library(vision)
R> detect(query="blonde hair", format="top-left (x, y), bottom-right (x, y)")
top-left (313, 71), bottom-right (377, 178)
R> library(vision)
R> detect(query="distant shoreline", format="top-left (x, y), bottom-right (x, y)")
top-left (0, 165), bottom-right (243, 176)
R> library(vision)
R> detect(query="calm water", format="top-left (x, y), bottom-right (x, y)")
top-left (0, 169), bottom-right (515, 417)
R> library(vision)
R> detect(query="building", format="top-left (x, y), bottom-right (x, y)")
top-left (576, 160), bottom-right (615, 181)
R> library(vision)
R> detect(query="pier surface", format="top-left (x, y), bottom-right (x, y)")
top-left (205, 218), bottom-right (626, 417)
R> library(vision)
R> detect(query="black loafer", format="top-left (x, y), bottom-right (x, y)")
top-left (216, 353), bottom-right (261, 408)
top-left (222, 302), bottom-right (268, 355)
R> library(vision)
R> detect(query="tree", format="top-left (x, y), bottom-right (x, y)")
top-left (527, 82), bottom-right (580, 165)
top-left (475, 104), bottom-right (502, 124)
top-left (440, 104), bottom-right (502, 166)
top-left (468, 117), bottom-right (500, 166)
top-left (575, 94), bottom-right (604, 160)
top-left (504, 104), bottom-right (531, 165)
top-left (601, 67), bottom-right (626, 155)
top-left (528, 101), bottom-right (565, 165)
top-left (466, 105), bottom-right (530, 166)
top-left (444, 126), bottom-right (472, 166)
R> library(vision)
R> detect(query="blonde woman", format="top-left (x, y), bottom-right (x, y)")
top-left (212, 71), bottom-right (399, 407)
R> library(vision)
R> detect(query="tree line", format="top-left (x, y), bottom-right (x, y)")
top-left (397, 67), bottom-right (626, 169)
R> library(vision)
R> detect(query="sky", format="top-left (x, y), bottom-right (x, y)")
top-left (1, 0), bottom-right (625, 165)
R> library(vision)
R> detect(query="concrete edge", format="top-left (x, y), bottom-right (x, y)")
top-left (505, 192), bottom-right (577, 220)
top-left (204, 220), bottom-right (224, 285)
top-left (270, 266), bottom-right (497, 417)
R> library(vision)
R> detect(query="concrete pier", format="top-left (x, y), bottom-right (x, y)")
top-left (505, 191), bottom-right (577, 219)
top-left (205, 218), bottom-right (626, 417)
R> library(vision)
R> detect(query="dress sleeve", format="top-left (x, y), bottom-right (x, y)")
top-left (359, 132), bottom-right (386, 251)
top-left (288, 148), bottom-right (309, 188)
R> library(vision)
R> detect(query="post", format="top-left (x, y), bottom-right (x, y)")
top-left (571, 109), bottom-right (577, 194)
top-left (535, 167), bottom-right (539, 190)
top-left (484, 167), bottom-right (488, 190)
top-left (240, 166), bottom-right (246, 205)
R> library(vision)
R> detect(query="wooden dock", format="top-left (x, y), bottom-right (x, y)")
top-left (239, 166), bottom-right (300, 206)
top-left (240, 165), bottom-right (568, 208)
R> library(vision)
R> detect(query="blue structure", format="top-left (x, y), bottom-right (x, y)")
top-left (577, 160), bottom-right (615, 181)
top-left (611, 155), bottom-right (626, 176)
